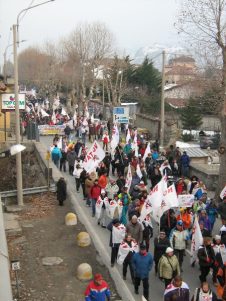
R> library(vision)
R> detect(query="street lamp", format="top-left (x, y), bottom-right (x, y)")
top-left (0, 144), bottom-right (26, 301)
top-left (13, 0), bottom-right (55, 206)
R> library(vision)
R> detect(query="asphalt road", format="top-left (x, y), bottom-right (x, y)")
top-left (40, 135), bottom-right (217, 301)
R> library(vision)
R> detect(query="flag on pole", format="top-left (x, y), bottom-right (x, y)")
top-left (73, 110), bottom-right (77, 126)
top-left (111, 124), bottom-right (119, 152)
top-left (136, 164), bottom-right (143, 179)
top-left (191, 215), bottom-right (203, 264)
top-left (125, 164), bottom-right (132, 191)
top-left (40, 108), bottom-right (49, 117)
top-left (133, 129), bottom-right (138, 145)
top-left (91, 113), bottom-right (94, 124)
top-left (126, 130), bottom-right (131, 143)
top-left (143, 142), bottom-right (151, 161)
top-left (52, 111), bottom-right (57, 124)
top-left (220, 186), bottom-right (226, 199)
top-left (159, 161), bottom-right (172, 176)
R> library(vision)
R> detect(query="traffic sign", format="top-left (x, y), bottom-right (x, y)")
top-left (113, 107), bottom-right (129, 124)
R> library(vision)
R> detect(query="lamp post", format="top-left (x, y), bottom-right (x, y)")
top-left (13, 0), bottom-right (55, 206)
top-left (4, 40), bottom-right (26, 80)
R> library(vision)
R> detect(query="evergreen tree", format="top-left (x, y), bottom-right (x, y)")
top-left (180, 103), bottom-right (203, 132)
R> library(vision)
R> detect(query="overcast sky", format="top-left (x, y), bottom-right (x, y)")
top-left (0, 0), bottom-right (180, 64)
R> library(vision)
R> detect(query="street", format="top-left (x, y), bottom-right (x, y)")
top-left (40, 135), bottom-right (213, 301)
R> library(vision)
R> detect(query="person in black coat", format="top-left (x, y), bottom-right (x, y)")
top-left (154, 231), bottom-right (170, 274)
top-left (218, 196), bottom-right (226, 221)
top-left (56, 177), bottom-right (67, 206)
top-left (197, 237), bottom-right (217, 283)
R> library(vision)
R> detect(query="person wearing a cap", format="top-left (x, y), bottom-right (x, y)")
top-left (158, 247), bottom-right (180, 288)
top-left (169, 220), bottom-right (189, 272)
top-left (107, 218), bottom-right (126, 267)
top-left (197, 237), bottom-right (217, 284)
top-left (132, 244), bottom-right (153, 300)
top-left (154, 231), bottom-right (171, 275)
top-left (163, 275), bottom-right (189, 301)
top-left (84, 273), bottom-right (111, 301)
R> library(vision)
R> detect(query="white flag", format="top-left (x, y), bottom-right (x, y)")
top-left (191, 215), bottom-right (203, 264)
top-left (61, 107), bottom-right (68, 117)
top-left (91, 113), bottom-right (94, 124)
top-left (110, 124), bottom-right (119, 152)
top-left (83, 141), bottom-right (105, 173)
top-left (149, 179), bottom-right (178, 222)
top-left (133, 129), bottom-right (138, 145)
top-left (52, 111), bottom-right (57, 124)
top-left (57, 137), bottom-right (62, 149)
top-left (40, 108), bottom-right (49, 117)
top-left (136, 164), bottom-right (143, 179)
top-left (159, 161), bottom-right (172, 176)
top-left (126, 130), bottom-right (131, 143)
top-left (73, 111), bottom-right (77, 126)
top-left (220, 186), bottom-right (226, 199)
top-left (143, 142), bottom-right (151, 161)
top-left (125, 164), bottom-right (132, 191)
top-left (134, 143), bottom-right (139, 157)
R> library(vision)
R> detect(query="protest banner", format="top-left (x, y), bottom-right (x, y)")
top-left (83, 141), bottom-right (105, 173)
top-left (191, 215), bottom-right (203, 265)
top-left (38, 124), bottom-right (66, 135)
top-left (178, 194), bottom-right (195, 208)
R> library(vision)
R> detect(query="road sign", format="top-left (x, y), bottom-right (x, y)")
top-left (113, 107), bottom-right (129, 123)
top-left (11, 260), bottom-right (20, 271)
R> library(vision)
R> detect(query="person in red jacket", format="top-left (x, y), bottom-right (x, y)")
top-left (84, 273), bottom-right (111, 301)
top-left (90, 179), bottom-right (101, 217)
top-left (98, 172), bottom-right (108, 189)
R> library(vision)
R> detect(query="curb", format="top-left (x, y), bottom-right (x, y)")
top-left (35, 142), bottom-right (137, 301)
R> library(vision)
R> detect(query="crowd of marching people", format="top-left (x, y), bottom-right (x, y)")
top-left (52, 119), bottom-right (226, 301)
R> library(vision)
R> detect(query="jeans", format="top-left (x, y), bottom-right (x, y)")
top-left (91, 198), bottom-right (97, 216)
top-left (111, 245), bottom-right (120, 265)
top-left (174, 249), bottom-right (184, 268)
top-left (123, 258), bottom-right (134, 281)
top-left (134, 277), bottom-right (149, 300)
top-left (53, 159), bottom-right (59, 168)
top-left (69, 165), bottom-right (74, 175)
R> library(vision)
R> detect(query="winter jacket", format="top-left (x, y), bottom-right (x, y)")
top-left (105, 183), bottom-right (119, 199)
top-left (67, 151), bottom-right (77, 166)
top-left (164, 282), bottom-right (190, 301)
top-left (51, 146), bottom-right (62, 161)
top-left (154, 237), bottom-right (171, 262)
top-left (169, 229), bottom-right (189, 250)
top-left (98, 175), bottom-right (108, 189)
top-left (56, 178), bottom-right (67, 201)
top-left (180, 154), bottom-right (190, 167)
top-left (84, 280), bottom-right (110, 301)
top-left (73, 167), bottom-right (83, 179)
top-left (132, 252), bottom-right (153, 279)
top-left (218, 201), bottom-right (226, 220)
top-left (158, 255), bottom-right (180, 280)
top-left (198, 245), bottom-right (216, 267)
top-left (90, 184), bottom-right (101, 200)
top-left (126, 221), bottom-right (143, 243)
top-left (85, 178), bottom-right (95, 197)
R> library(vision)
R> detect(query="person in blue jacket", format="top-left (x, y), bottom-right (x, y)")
top-left (132, 244), bottom-right (153, 301)
top-left (51, 145), bottom-right (62, 168)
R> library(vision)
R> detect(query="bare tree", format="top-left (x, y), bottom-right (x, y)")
top-left (64, 22), bottom-right (114, 109)
top-left (177, 0), bottom-right (226, 199)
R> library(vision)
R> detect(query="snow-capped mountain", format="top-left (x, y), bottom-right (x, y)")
top-left (132, 44), bottom-right (186, 69)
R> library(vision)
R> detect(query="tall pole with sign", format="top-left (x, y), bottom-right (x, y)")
top-left (13, 24), bottom-right (23, 206)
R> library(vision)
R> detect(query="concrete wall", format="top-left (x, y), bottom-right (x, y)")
top-left (135, 114), bottom-right (160, 140)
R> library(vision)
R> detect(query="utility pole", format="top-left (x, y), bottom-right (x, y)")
top-left (102, 73), bottom-right (105, 120)
top-left (160, 50), bottom-right (166, 149)
top-left (13, 24), bottom-right (23, 206)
